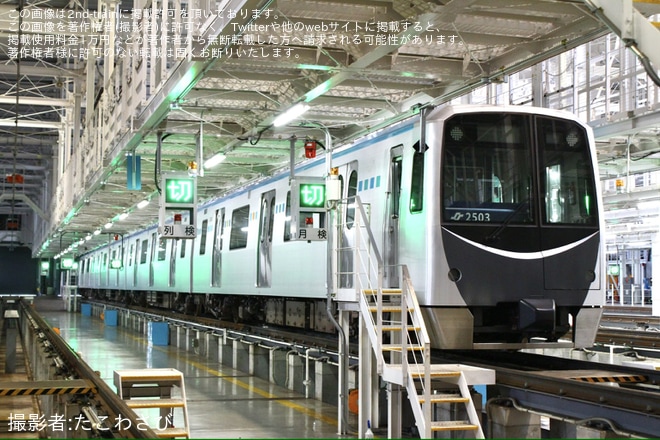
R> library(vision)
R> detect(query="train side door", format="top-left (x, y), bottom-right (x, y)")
top-left (133, 239), bottom-right (139, 287)
top-left (257, 190), bottom-right (275, 287)
top-left (101, 252), bottom-right (107, 287)
top-left (338, 162), bottom-right (359, 289)
top-left (384, 146), bottom-right (403, 287)
top-left (112, 249), bottom-right (119, 287)
top-left (149, 232), bottom-right (156, 287)
top-left (169, 239), bottom-right (177, 287)
top-left (211, 208), bottom-right (225, 287)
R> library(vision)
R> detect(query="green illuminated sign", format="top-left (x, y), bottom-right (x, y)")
top-left (299, 183), bottom-right (325, 208)
top-left (608, 265), bottom-right (620, 276)
top-left (165, 178), bottom-right (195, 204)
top-left (40, 261), bottom-right (49, 271)
top-left (60, 258), bottom-right (74, 269)
top-left (110, 259), bottom-right (123, 269)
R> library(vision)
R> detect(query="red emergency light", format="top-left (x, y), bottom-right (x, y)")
top-left (304, 141), bottom-right (317, 159)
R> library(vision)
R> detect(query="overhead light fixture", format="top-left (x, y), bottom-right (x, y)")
top-left (273, 103), bottom-right (310, 127)
top-left (118, 212), bottom-right (129, 220)
top-left (85, 234), bottom-right (92, 241)
top-left (104, 222), bottom-right (113, 229)
top-left (204, 153), bottom-right (227, 169)
top-left (137, 199), bottom-right (150, 209)
top-left (93, 229), bottom-right (101, 235)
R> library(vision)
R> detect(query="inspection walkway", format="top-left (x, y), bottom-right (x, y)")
top-left (33, 296), bottom-right (350, 439)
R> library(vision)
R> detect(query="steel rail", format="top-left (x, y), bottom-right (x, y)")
top-left (434, 350), bottom-right (660, 438)
top-left (19, 300), bottom-right (159, 439)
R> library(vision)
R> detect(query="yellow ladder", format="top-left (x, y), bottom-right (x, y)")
top-left (113, 368), bottom-right (190, 438)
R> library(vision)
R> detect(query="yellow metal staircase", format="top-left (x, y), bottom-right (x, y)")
top-left (336, 196), bottom-right (494, 438)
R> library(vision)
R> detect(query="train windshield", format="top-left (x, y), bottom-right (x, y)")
top-left (443, 113), bottom-right (534, 224)
top-left (442, 112), bottom-right (598, 226)
top-left (537, 116), bottom-right (598, 226)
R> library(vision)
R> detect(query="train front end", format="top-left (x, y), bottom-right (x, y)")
top-left (422, 106), bottom-right (604, 349)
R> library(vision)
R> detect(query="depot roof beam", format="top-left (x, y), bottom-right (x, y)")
top-left (0, 119), bottom-right (61, 129)
top-left (0, 63), bottom-right (83, 79)
top-left (0, 96), bottom-right (70, 107)
top-left (585, 0), bottom-right (660, 84)
top-left (0, 193), bottom-right (48, 221)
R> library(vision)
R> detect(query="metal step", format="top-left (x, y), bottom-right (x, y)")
top-left (125, 398), bottom-right (186, 409)
top-left (380, 325), bottom-right (421, 332)
top-left (154, 427), bottom-right (190, 438)
top-left (431, 420), bottom-right (479, 432)
top-left (381, 344), bottom-right (424, 351)
top-left (410, 370), bottom-right (461, 379)
top-left (363, 289), bottom-right (402, 295)
top-left (369, 306), bottom-right (414, 313)
top-left (418, 393), bottom-right (469, 404)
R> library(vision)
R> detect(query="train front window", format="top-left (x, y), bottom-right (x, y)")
top-left (537, 116), bottom-right (597, 225)
top-left (442, 113), bottom-right (533, 224)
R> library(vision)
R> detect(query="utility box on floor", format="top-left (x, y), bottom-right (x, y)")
top-left (148, 321), bottom-right (169, 346)
top-left (81, 303), bottom-right (92, 316)
top-left (104, 309), bottom-right (118, 326)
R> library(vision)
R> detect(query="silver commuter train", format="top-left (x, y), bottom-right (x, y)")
top-left (77, 104), bottom-right (604, 349)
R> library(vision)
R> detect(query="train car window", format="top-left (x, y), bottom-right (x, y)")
top-left (199, 219), bottom-right (209, 255)
top-left (442, 113), bottom-right (533, 224)
top-left (284, 191), bottom-right (292, 242)
top-left (410, 150), bottom-right (424, 213)
top-left (268, 195), bottom-right (275, 240)
top-left (140, 239), bottom-right (148, 264)
top-left (536, 116), bottom-right (597, 225)
top-left (392, 155), bottom-right (402, 215)
top-left (230, 205), bottom-right (250, 250)
top-left (128, 244), bottom-right (134, 266)
top-left (157, 238), bottom-right (167, 261)
top-left (346, 171), bottom-right (358, 229)
top-left (102, 253), bottom-right (107, 268)
top-left (180, 237), bottom-right (186, 258)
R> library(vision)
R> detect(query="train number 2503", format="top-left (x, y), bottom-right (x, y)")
top-left (465, 212), bottom-right (491, 222)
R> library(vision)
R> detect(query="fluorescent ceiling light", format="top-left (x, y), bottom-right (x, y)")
top-left (93, 229), bottom-right (101, 235)
top-left (204, 153), bottom-right (227, 169)
top-left (118, 212), bottom-right (129, 220)
top-left (273, 103), bottom-right (310, 127)
top-left (104, 222), bottom-right (113, 229)
top-left (137, 199), bottom-right (150, 209)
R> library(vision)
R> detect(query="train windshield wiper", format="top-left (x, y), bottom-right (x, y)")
top-left (485, 199), bottom-right (530, 243)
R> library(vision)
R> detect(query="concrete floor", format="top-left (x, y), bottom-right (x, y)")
top-left (35, 296), bottom-right (352, 439)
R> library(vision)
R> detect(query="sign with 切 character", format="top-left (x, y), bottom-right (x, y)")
top-left (158, 172), bottom-right (197, 239)
top-left (291, 176), bottom-right (327, 242)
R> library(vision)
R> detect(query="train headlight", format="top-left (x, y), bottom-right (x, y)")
top-left (448, 268), bottom-right (462, 282)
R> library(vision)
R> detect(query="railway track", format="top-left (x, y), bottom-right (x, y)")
top-left (19, 300), bottom-right (160, 438)
top-left (434, 350), bottom-right (660, 438)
